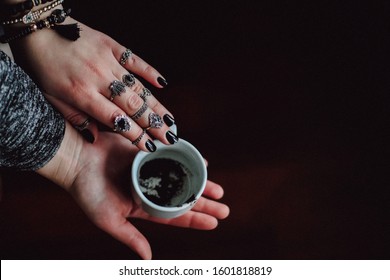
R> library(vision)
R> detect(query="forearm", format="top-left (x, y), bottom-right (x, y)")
top-left (0, 50), bottom-right (83, 191)
top-left (0, 51), bottom-right (65, 170)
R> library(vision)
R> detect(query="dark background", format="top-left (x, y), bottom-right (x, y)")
top-left (1, 0), bottom-right (389, 259)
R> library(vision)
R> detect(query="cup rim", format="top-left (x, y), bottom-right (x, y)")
top-left (131, 139), bottom-right (207, 212)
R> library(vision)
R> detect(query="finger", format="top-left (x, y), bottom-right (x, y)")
top-left (191, 196), bottom-right (230, 220)
top-left (106, 74), bottom-right (177, 146)
top-left (126, 81), bottom-right (177, 144)
top-left (102, 219), bottom-right (152, 260)
top-left (130, 79), bottom-right (176, 129)
top-left (113, 47), bottom-right (167, 89)
top-left (142, 210), bottom-right (219, 230)
top-left (45, 95), bottom-right (98, 143)
top-left (76, 88), bottom-right (157, 152)
top-left (202, 180), bottom-right (225, 200)
top-left (134, 197), bottom-right (229, 229)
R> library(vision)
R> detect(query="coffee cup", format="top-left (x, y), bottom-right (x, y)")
top-left (131, 126), bottom-right (207, 219)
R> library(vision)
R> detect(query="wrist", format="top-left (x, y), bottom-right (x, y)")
top-left (1, 1), bottom-right (56, 18)
top-left (1, 2), bottom-right (64, 27)
top-left (0, 1), bottom-right (78, 44)
top-left (36, 122), bottom-right (84, 191)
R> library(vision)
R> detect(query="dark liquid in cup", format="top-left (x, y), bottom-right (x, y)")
top-left (139, 158), bottom-right (192, 207)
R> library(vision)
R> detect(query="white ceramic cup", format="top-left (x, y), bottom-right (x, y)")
top-left (131, 127), bottom-right (207, 219)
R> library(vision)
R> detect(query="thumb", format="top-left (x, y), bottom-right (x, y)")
top-left (45, 95), bottom-right (98, 143)
top-left (106, 220), bottom-right (153, 260)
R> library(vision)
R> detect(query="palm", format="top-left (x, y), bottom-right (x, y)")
top-left (68, 131), bottom-right (229, 259)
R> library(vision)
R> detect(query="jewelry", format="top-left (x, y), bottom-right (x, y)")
top-left (146, 112), bottom-right (163, 129)
top-left (113, 115), bottom-right (132, 132)
top-left (139, 87), bottom-right (152, 101)
top-left (109, 80), bottom-right (126, 101)
top-left (1, 0), bottom-right (64, 25)
top-left (1, 0), bottom-right (55, 18)
top-left (74, 118), bottom-right (90, 131)
top-left (131, 101), bottom-right (148, 120)
top-left (132, 130), bottom-right (146, 145)
top-left (0, 8), bottom-right (76, 44)
top-left (122, 73), bottom-right (135, 87)
top-left (120, 49), bottom-right (132, 65)
top-left (33, 0), bottom-right (43, 6)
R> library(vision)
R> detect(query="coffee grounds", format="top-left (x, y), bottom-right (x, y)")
top-left (139, 158), bottom-right (187, 206)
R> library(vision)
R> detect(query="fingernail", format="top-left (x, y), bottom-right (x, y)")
top-left (163, 114), bottom-right (175, 127)
top-left (80, 129), bottom-right (95, 143)
top-left (145, 140), bottom-right (157, 152)
top-left (157, 77), bottom-right (168, 87)
top-left (166, 131), bottom-right (178, 144)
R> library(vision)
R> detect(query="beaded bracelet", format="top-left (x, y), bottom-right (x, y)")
top-left (2, 0), bottom-right (64, 26)
top-left (1, 0), bottom-right (55, 18)
top-left (0, 8), bottom-right (80, 43)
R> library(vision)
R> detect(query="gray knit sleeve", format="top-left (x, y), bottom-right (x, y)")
top-left (0, 51), bottom-right (65, 170)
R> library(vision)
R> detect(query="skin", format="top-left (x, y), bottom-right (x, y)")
top-left (2, 1), bottom-right (229, 258)
top-left (6, 7), bottom-right (175, 151)
top-left (37, 123), bottom-right (230, 259)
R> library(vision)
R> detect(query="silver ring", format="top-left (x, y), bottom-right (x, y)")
top-left (120, 49), bottom-right (132, 65)
top-left (131, 101), bottom-right (148, 120)
top-left (132, 130), bottom-right (146, 145)
top-left (113, 115), bottom-right (132, 132)
top-left (123, 73), bottom-right (136, 87)
top-left (146, 112), bottom-right (164, 129)
top-left (74, 118), bottom-right (90, 131)
top-left (109, 80), bottom-right (126, 101)
top-left (139, 87), bottom-right (152, 101)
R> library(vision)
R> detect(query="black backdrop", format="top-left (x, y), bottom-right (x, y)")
top-left (1, 0), bottom-right (389, 259)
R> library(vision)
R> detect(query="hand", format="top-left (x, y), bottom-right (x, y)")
top-left (38, 123), bottom-right (229, 259)
top-left (9, 16), bottom-right (176, 152)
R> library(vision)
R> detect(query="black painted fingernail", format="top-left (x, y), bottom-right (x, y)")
top-left (163, 114), bottom-right (175, 127)
top-left (166, 131), bottom-right (178, 144)
top-left (145, 140), bottom-right (157, 152)
top-left (157, 77), bottom-right (168, 87)
top-left (81, 129), bottom-right (95, 143)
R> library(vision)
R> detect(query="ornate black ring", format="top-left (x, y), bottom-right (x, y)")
top-left (122, 73), bottom-right (136, 87)
top-left (109, 80), bottom-right (126, 101)
top-left (146, 112), bottom-right (164, 129)
top-left (113, 115), bottom-right (132, 132)
top-left (120, 49), bottom-right (132, 65)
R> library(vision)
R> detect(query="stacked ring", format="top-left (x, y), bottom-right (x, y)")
top-left (109, 80), bottom-right (126, 101)
top-left (131, 101), bottom-right (148, 120)
top-left (113, 115), bottom-right (132, 132)
top-left (139, 87), bottom-right (152, 101)
top-left (132, 130), bottom-right (146, 145)
top-left (120, 49), bottom-right (132, 65)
